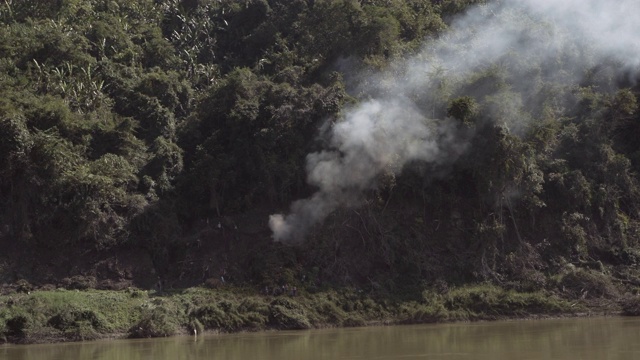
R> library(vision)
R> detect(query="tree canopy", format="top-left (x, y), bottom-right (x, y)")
top-left (1, 0), bottom-right (640, 296)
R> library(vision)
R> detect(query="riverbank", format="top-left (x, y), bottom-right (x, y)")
top-left (1, 283), bottom-right (634, 345)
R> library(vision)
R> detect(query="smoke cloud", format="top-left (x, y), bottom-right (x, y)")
top-left (270, 0), bottom-right (640, 243)
top-left (270, 98), bottom-right (467, 241)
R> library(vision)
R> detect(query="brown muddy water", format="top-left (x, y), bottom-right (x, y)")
top-left (2, 317), bottom-right (640, 359)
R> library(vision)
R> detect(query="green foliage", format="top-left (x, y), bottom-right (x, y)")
top-left (554, 266), bottom-right (620, 299)
top-left (179, 66), bottom-right (346, 215)
top-left (0, 0), bottom-right (639, 323)
top-left (59, 276), bottom-right (98, 290)
top-left (398, 301), bottom-right (448, 324)
top-left (5, 313), bottom-right (31, 338)
top-left (447, 96), bottom-right (477, 124)
top-left (0, 285), bottom-right (598, 344)
top-left (128, 306), bottom-right (178, 338)
top-left (0, 290), bottom-right (134, 342)
top-left (0, 0), bottom-right (460, 256)
top-left (47, 308), bottom-right (110, 340)
top-left (621, 296), bottom-right (640, 316)
top-left (0, 112), bottom-right (32, 178)
top-left (438, 0), bottom-right (489, 18)
top-left (191, 301), bottom-right (243, 331)
top-left (268, 297), bottom-right (311, 330)
top-left (444, 284), bottom-right (573, 319)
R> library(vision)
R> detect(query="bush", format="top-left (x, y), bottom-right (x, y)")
top-left (127, 288), bottom-right (147, 298)
top-left (342, 316), bottom-right (366, 327)
top-left (191, 301), bottom-right (253, 332)
top-left (313, 299), bottom-right (347, 324)
top-left (237, 297), bottom-right (270, 328)
top-left (556, 267), bottom-right (620, 299)
top-left (47, 308), bottom-right (110, 334)
top-left (237, 298), bottom-right (269, 315)
top-left (621, 296), bottom-right (640, 316)
top-left (47, 310), bottom-right (75, 331)
top-left (128, 307), bottom-right (178, 338)
top-left (399, 301), bottom-right (448, 324)
top-left (5, 313), bottom-right (30, 338)
top-left (59, 276), bottom-right (98, 290)
top-left (444, 284), bottom-right (571, 319)
top-left (15, 279), bottom-right (32, 293)
top-left (268, 298), bottom-right (311, 330)
top-left (192, 303), bottom-right (226, 330)
top-left (47, 308), bottom-right (107, 340)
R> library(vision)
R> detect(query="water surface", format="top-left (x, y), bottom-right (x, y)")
top-left (2, 317), bottom-right (640, 360)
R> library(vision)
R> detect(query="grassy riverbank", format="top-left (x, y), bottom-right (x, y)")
top-left (0, 283), bottom-right (621, 345)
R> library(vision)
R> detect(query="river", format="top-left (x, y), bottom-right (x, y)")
top-left (2, 317), bottom-right (640, 359)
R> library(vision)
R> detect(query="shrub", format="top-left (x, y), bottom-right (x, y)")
top-left (47, 310), bottom-right (75, 331)
top-left (59, 275), bottom-right (97, 290)
top-left (5, 313), bottom-right (30, 338)
top-left (342, 316), bottom-right (366, 327)
top-left (444, 284), bottom-right (571, 318)
top-left (556, 267), bottom-right (620, 299)
top-left (47, 308), bottom-right (108, 340)
top-left (191, 301), bottom-right (245, 332)
top-left (15, 280), bottom-right (32, 293)
top-left (399, 301), bottom-right (448, 324)
top-left (314, 299), bottom-right (347, 324)
top-left (127, 288), bottom-right (147, 298)
top-left (621, 296), bottom-right (640, 316)
top-left (192, 304), bottom-right (227, 330)
top-left (237, 297), bottom-right (269, 315)
top-left (268, 298), bottom-right (311, 330)
top-left (47, 308), bottom-right (110, 333)
top-left (128, 307), bottom-right (178, 338)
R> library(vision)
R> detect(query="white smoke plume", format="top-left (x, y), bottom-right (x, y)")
top-left (270, 0), bottom-right (640, 243)
top-left (270, 98), bottom-right (467, 241)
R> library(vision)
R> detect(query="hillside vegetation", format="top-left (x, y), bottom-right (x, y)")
top-left (1, 0), bottom-right (640, 343)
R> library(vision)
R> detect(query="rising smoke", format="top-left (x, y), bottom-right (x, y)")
top-left (270, 0), bottom-right (640, 243)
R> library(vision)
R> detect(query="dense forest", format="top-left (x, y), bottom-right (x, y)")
top-left (1, 0), bottom-right (640, 309)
